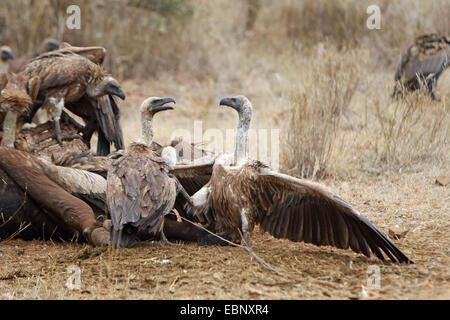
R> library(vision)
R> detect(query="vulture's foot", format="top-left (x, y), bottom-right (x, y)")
top-left (159, 230), bottom-right (177, 246)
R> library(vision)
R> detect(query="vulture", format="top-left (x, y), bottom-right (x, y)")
top-left (0, 45), bottom-right (14, 73)
top-left (0, 146), bottom-right (110, 245)
top-left (0, 72), bottom-right (40, 147)
top-left (393, 34), bottom-right (450, 101)
top-left (107, 97), bottom-right (195, 248)
top-left (22, 44), bottom-right (125, 155)
top-left (185, 95), bottom-right (413, 263)
top-left (20, 52), bottom-right (126, 148)
top-left (8, 38), bottom-right (60, 73)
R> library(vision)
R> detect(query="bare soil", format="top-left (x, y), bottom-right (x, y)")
top-left (0, 168), bottom-right (448, 300)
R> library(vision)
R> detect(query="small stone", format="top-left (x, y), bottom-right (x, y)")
top-left (435, 175), bottom-right (449, 186)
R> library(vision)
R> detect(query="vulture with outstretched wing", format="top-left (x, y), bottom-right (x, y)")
top-left (184, 95), bottom-right (413, 263)
top-left (393, 34), bottom-right (450, 101)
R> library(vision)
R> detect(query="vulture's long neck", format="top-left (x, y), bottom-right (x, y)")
top-left (235, 102), bottom-right (252, 165)
top-left (140, 112), bottom-right (154, 146)
top-left (0, 60), bottom-right (8, 73)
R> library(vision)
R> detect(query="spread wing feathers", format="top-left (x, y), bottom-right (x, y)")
top-left (395, 34), bottom-right (450, 82)
top-left (254, 169), bottom-right (412, 263)
top-left (107, 149), bottom-right (176, 235)
top-left (93, 95), bottom-right (124, 155)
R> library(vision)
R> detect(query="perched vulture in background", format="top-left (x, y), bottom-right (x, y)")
top-left (0, 45), bottom-right (14, 73)
top-left (8, 38), bottom-right (60, 73)
top-left (0, 72), bottom-right (40, 147)
top-left (19, 52), bottom-right (125, 149)
top-left (183, 95), bottom-right (413, 263)
top-left (21, 44), bottom-right (125, 155)
top-left (393, 34), bottom-right (450, 101)
top-left (107, 97), bottom-right (194, 248)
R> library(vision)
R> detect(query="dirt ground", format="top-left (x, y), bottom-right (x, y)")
top-left (0, 167), bottom-right (448, 300)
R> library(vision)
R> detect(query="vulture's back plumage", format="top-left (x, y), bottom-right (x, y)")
top-left (107, 143), bottom-right (177, 247)
top-left (394, 34), bottom-right (449, 99)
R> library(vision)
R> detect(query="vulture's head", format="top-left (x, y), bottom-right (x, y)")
top-left (89, 76), bottom-right (126, 100)
top-left (1, 46), bottom-right (14, 62)
top-left (139, 97), bottom-right (176, 118)
top-left (220, 95), bottom-right (253, 122)
top-left (40, 38), bottom-right (60, 53)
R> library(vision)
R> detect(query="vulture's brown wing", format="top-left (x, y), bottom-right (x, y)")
top-left (23, 55), bottom-right (92, 91)
top-left (93, 95), bottom-right (124, 155)
top-left (30, 46), bottom-right (106, 66)
top-left (399, 51), bottom-right (449, 82)
top-left (59, 46), bottom-right (106, 65)
top-left (107, 150), bottom-right (176, 239)
top-left (254, 168), bottom-right (413, 263)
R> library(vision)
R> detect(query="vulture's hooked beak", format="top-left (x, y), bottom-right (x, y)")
top-left (1, 50), bottom-right (14, 61)
top-left (111, 86), bottom-right (126, 100)
top-left (219, 97), bottom-right (237, 110)
top-left (152, 97), bottom-right (176, 113)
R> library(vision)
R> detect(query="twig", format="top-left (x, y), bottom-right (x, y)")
top-left (176, 214), bottom-right (289, 279)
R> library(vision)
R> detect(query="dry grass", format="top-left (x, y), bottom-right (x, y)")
top-left (0, 0), bottom-right (449, 300)
top-left (0, 168), bottom-right (448, 300)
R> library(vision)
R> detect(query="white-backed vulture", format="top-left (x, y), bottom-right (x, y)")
top-left (0, 45), bottom-right (14, 73)
top-left (0, 146), bottom-right (110, 245)
top-left (22, 44), bottom-right (124, 155)
top-left (0, 72), bottom-right (40, 147)
top-left (185, 95), bottom-right (413, 263)
top-left (20, 52), bottom-right (125, 147)
top-left (107, 97), bottom-right (194, 248)
top-left (8, 38), bottom-right (60, 73)
top-left (393, 34), bottom-right (450, 101)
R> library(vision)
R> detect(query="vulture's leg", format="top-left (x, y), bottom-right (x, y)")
top-left (428, 77), bottom-right (441, 101)
top-left (240, 209), bottom-right (250, 246)
top-left (1, 111), bottom-right (17, 148)
top-left (44, 97), bottom-right (65, 145)
top-left (0, 154), bottom-right (109, 246)
top-left (159, 229), bottom-right (176, 246)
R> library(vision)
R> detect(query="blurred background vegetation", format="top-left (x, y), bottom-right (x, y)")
top-left (0, 0), bottom-right (448, 178)
top-left (1, 0), bottom-right (448, 80)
